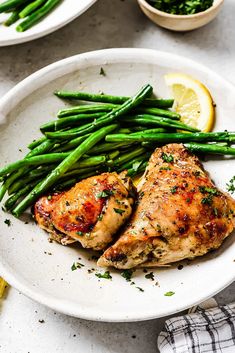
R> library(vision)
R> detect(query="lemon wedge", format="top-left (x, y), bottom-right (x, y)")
top-left (165, 73), bottom-right (215, 132)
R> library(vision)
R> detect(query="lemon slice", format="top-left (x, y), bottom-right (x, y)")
top-left (165, 73), bottom-right (215, 132)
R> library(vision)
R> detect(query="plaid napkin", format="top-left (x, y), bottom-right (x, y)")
top-left (158, 302), bottom-right (235, 353)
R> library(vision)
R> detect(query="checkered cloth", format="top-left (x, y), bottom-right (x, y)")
top-left (158, 302), bottom-right (235, 353)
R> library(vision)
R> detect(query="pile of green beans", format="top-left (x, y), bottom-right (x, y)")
top-left (0, 0), bottom-right (62, 32)
top-left (1, 84), bottom-right (235, 218)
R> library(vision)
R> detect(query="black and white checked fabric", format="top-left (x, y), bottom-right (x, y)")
top-left (158, 303), bottom-right (235, 353)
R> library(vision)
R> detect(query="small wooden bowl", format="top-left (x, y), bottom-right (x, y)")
top-left (137, 0), bottom-right (224, 32)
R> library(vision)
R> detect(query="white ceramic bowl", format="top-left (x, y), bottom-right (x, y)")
top-left (137, 0), bottom-right (224, 31)
top-left (0, 0), bottom-right (97, 46)
top-left (0, 49), bottom-right (234, 322)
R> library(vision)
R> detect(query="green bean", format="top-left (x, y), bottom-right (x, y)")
top-left (54, 178), bottom-right (78, 191)
top-left (105, 131), bottom-right (235, 144)
top-left (121, 115), bottom-right (199, 132)
top-left (4, 8), bottom-right (20, 26)
top-left (184, 143), bottom-right (235, 155)
top-left (26, 139), bottom-right (55, 157)
top-left (16, 0), bottom-right (62, 32)
top-left (107, 150), bottom-right (120, 161)
top-left (88, 141), bottom-right (133, 155)
top-left (28, 136), bottom-right (48, 150)
top-left (40, 112), bottom-right (105, 132)
top-left (19, 0), bottom-right (46, 18)
top-left (54, 90), bottom-right (174, 108)
top-left (112, 147), bottom-right (146, 167)
top-left (57, 104), bottom-right (117, 118)
top-left (46, 84), bottom-right (153, 140)
top-left (118, 153), bottom-right (150, 172)
top-left (0, 0), bottom-right (29, 13)
top-left (136, 107), bottom-right (180, 120)
top-left (12, 124), bottom-right (118, 217)
top-left (5, 181), bottom-right (38, 211)
top-left (0, 153), bottom-right (69, 177)
top-left (52, 134), bottom-right (91, 152)
top-left (9, 173), bottom-right (45, 195)
top-left (0, 169), bottom-right (26, 202)
top-left (131, 128), bottom-right (168, 135)
top-left (0, 153), bottom-right (107, 177)
top-left (0, 139), bottom-right (54, 200)
top-left (59, 167), bottom-right (98, 180)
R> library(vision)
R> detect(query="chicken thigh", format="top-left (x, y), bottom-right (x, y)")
top-left (35, 172), bottom-right (135, 250)
top-left (98, 144), bottom-right (235, 268)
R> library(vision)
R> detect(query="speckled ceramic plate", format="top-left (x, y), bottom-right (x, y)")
top-left (0, 49), bottom-right (234, 322)
top-left (0, 0), bottom-right (97, 46)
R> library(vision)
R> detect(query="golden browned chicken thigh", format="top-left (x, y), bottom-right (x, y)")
top-left (35, 172), bottom-right (135, 250)
top-left (98, 144), bottom-right (235, 268)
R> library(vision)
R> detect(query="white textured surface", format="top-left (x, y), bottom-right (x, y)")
top-left (0, 0), bottom-right (235, 352)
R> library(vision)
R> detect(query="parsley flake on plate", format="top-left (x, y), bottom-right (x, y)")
top-left (145, 272), bottom-right (154, 281)
top-left (164, 291), bottom-right (175, 297)
top-left (71, 262), bottom-right (84, 271)
top-left (100, 67), bottom-right (106, 76)
top-left (4, 219), bottom-right (11, 226)
top-left (121, 269), bottom-right (134, 282)
top-left (95, 271), bottom-right (112, 280)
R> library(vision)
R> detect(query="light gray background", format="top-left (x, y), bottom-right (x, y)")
top-left (0, 0), bottom-right (234, 352)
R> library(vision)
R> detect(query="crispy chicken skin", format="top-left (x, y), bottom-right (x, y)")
top-left (98, 144), bottom-right (235, 269)
top-left (34, 172), bottom-right (135, 250)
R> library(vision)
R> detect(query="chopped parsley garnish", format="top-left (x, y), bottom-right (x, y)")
top-left (161, 152), bottom-right (174, 163)
top-left (100, 67), bottom-right (106, 76)
top-left (199, 186), bottom-right (219, 195)
top-left (213, 208), bottom-right (218, 217)
top-left (147, 0), bottom-right (213, 15)
top-left (160, 166), bottom-right (171, 171)
top-left (145, 272), bottom-right (154, 281)
top-left (4, 219), bottom-right (11, 226)
top-left (97, 189), bottom-right (114, 199)
top-left (201, 195), bottom-right (213, 205)
top-left (121, 269), bottom-right (134, 282)
top-left (114, 208), bottom-right (125, 215)
top-left (71, 262), bottom-right (84, 271)
top-left (47, 195), bottom-right (52, 200)
top-left (136, 287), bottom-right (144, 292)
top-left (170, 186), bottom-right (178, 194)
top-left (76, 231), bottom-right (84, 236)
top-left (95, 271), bottom-right (112, 280)
top-left (226, 176), bottom-right (235, 194)
top-left (164, 291), bottom-right (175, 297)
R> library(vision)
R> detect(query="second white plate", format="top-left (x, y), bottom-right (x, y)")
top-left (0, 0), bottom-right (97, 46)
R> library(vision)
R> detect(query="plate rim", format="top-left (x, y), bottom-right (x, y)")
top-left (0, 0), bottom-right (97, 47)
top-left (0, 48), bottom-right (234, 322)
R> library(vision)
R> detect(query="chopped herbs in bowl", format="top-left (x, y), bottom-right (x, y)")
top-left (137, 0), bottom-right (224, 31)
top-left (147, 0), bottom-right (214, 15)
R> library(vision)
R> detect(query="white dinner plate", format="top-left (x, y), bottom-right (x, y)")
top-left (0, 49), bottom-right (234, 322)
top-left (0, 0), bottom-right (97, 46)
